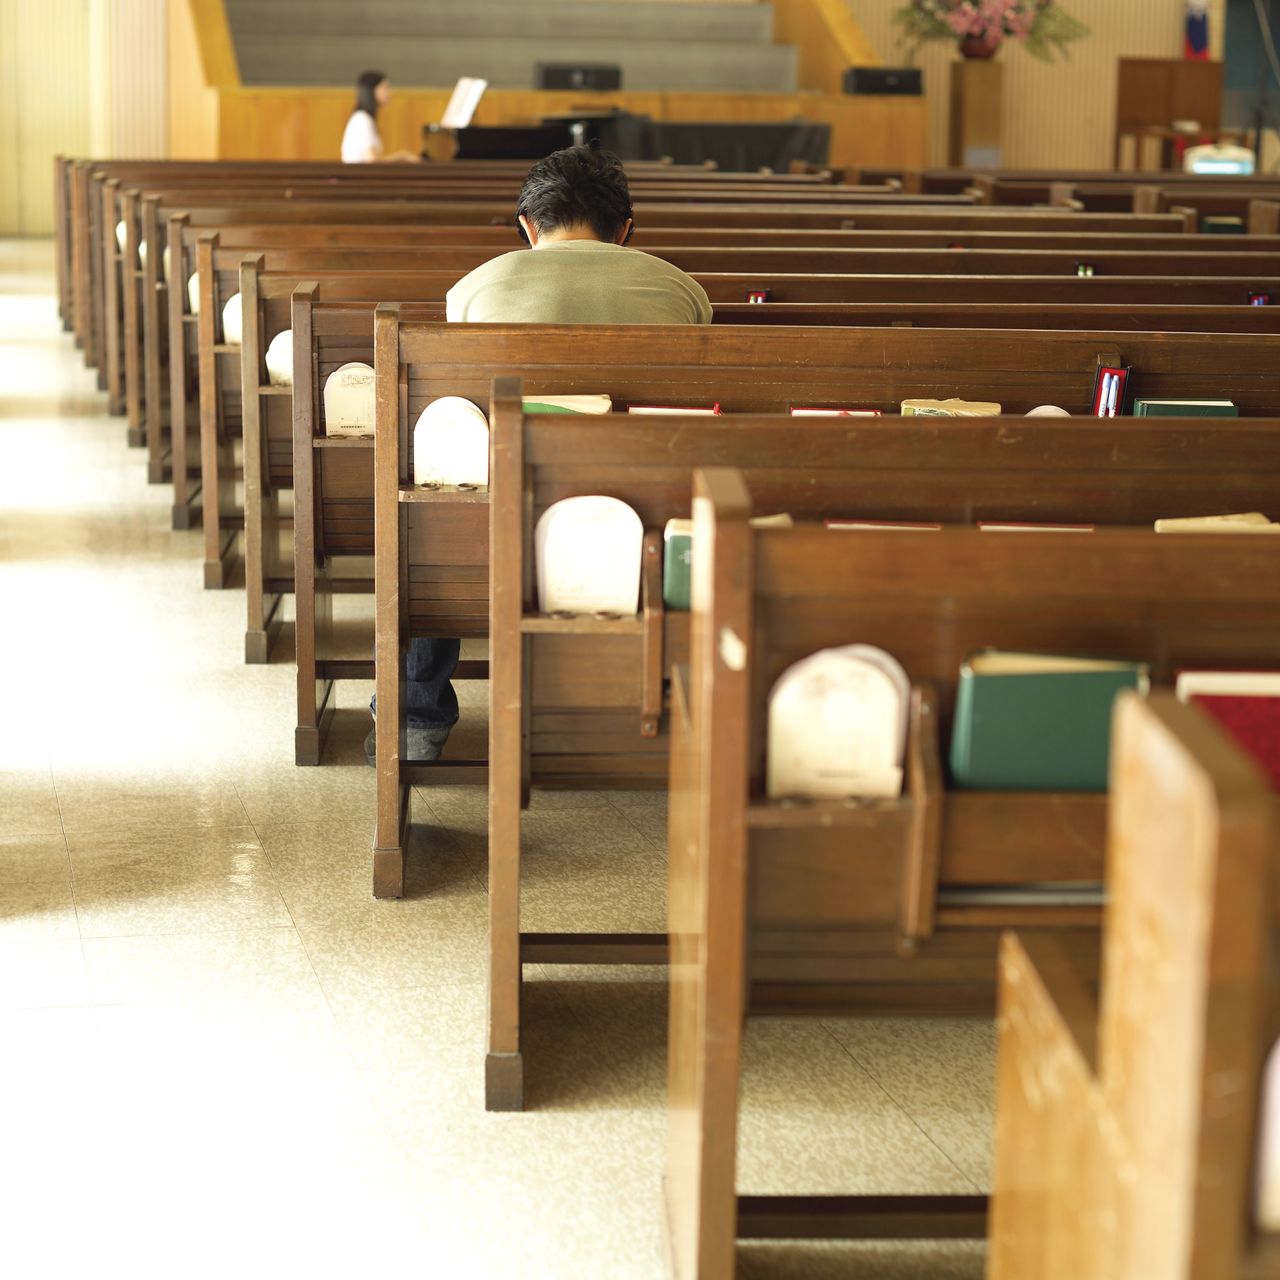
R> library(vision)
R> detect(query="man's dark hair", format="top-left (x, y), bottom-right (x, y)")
top-left (354, 70), bottom-right (386, 119)
top-left (516, 145), bottom-right (634, 243)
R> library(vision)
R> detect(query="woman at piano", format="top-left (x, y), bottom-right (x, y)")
top-left (341, 70), bottom-right (419, 163)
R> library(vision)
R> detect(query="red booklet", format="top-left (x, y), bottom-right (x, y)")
top-left (1177, 671), bottom-right (1280, 790)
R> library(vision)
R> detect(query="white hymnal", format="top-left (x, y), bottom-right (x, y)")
top-left (162, 245), bottom-right (172, 285)
top-left (322, 362), bottom-right (376, 437)
top-left (265, 330), bottom-right (293, 388)
top-left (535, 496), bottom-right (643, 616)
top-left (186, 273), bottom-right (200, 316)
top-left (221, 292), bottom-right (243, 346)
top-left (413, 396), bottom-right (489, 487)
top-left (767, 645), bottom-right (910, 800)
top-left (115, 220), bottom-right (127, 254)
top-left (138, 240), bottom-right (148, 269)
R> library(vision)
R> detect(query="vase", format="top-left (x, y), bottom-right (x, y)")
top-left (958, 34), bottom-right (1001, 59)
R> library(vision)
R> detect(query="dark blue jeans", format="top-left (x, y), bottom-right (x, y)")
top-left (370, 637), bottom-right (460, 731)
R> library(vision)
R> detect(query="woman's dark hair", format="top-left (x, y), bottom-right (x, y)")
top-left (354, 70), bottom-right (386, 119)
top-left (516, 145), bottom-right (634, 243)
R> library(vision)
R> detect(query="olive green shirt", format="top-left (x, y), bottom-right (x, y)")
top-left (445, 240), bottom-right (713, 325)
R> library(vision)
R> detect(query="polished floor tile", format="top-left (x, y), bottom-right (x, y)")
top-left (0, 238), bottom-right (999, 1276)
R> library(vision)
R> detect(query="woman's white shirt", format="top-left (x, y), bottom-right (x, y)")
top-left (341, 110), bottom-right (382, 162)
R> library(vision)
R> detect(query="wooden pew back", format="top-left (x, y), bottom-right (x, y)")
top-left (989, 693), bottom-right (1279, 1279)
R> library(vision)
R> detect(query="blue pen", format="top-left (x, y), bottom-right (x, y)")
top-left (1098, 371), bottom-right (1113, 416)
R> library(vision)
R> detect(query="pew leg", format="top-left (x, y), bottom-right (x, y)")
top-left (171, 493), bottom-right (199, 531)
top-left (203, 527), bottom-right (237, 590)
top-left (485, 1052), bottom-right (524, 1113)
top-left (147, 454), bottom-right (170, 486)
top-left (127, 425), bottom-right (145, 448)
top-left (294, 574), bottom-right (333, 764)
top-left (372, 843), bottom-right (405, 900)
top-left (372, 779), bottom-right (408, 899)
top-left (245, 592), bottom-right (283, 664)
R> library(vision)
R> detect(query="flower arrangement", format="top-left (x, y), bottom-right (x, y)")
top-left (894, 0), bottom-right (1089, 62)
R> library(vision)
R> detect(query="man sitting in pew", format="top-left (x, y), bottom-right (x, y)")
top-left (370, 145), bottom-right (712, 765)
top-left (445, 144), bottom-right (713, 322)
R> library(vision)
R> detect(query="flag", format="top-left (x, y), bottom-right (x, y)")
top-left (1186, 0), bottom-right (1210, 59)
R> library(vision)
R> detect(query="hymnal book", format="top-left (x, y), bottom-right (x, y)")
top-left (977, 522), bottom-right (1095, 533)
top-left (535, 496), bottom-right (643, 616)
top-left (663, 513), bottom-right (793, 611)
top-left (826, 519), bottom-right (942, 531)
top-left (322, 362), bottom-right (376, 437)
top-left (1176, 669), bottom-right (1280, 790)
top-left (949, 650), bottom-right (1149, 791)
top-left (162, 245), bottom-right (171, 285)
top-left (628, 403), bottom-right (722, 415)
top-left (413, 396), bottom-right (489, 487)
top-left (138, 240), bottom-right (148, 270)
top-left (186, 273), bottom-right (200, 316)
top-left (1154, 512), bottom-right (1279, 534)
top-left (767, 645), bottom-right (909, 800)
top-left (789, 407), bottom-right (881, 416)
top-left (1134, 398), bottom-right (1237, 418)
top-left (115, 220), bottom-right (127, 254)
top-left (1261, 1053), bottom-right (1280, 1231)
top-left (220, 292), bottom-right (243, 346)
top-left (900, 398), bottom-right (1001, 417)
top-left (265, 330), bottom-right (293, 388)
top-left (523, 395), bottom-right (611, 415)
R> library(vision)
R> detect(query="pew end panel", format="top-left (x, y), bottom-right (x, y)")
top-left (166, 212), bottom-right (201, 530)
top-left (666, 470), bottom-right (1280, 1268)
top-left (990, 693), bottom-right (1278, 1279)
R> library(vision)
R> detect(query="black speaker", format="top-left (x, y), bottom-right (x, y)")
top-left (535, 64), bottom-right (622, 92)
top-left (842, 66), bottom-right (922, 96)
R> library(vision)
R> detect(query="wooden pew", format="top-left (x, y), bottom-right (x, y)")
top-left (662, 474), bottom-right (1280, 1275)
top-left (424, 322), bottom-right (1280, 1111)
top-left (284, 273), bottom-right (1280, 750)
top-left (74, 165), bottom-right (880, 374)
top-left (70, 158), bottom-right (1194, 377)
top-left (375, 317), bottom-right (1280, 879)
top-left (988, 692), bottom-right (1279, 1280)
top-left (82, 180), bottom-right (1198, 385)
top-left (125, 200), bottom-right (1280, 488)
top-left (198, 233), bottom-right (1280, 582)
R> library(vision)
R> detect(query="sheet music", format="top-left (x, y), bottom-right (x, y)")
top-left (440, 77), bottom-right (488, 130)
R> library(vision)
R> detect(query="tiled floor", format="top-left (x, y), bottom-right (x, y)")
top-left (0, 238), bottom-right (992, 1278)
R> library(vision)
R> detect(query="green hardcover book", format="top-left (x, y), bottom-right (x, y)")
top-left (663, 519), bottom-right (693, 611)
top-left (1133, 398), bottom-right (1238, 418)
top-left (949, 651), bottom-right (1149, 791)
